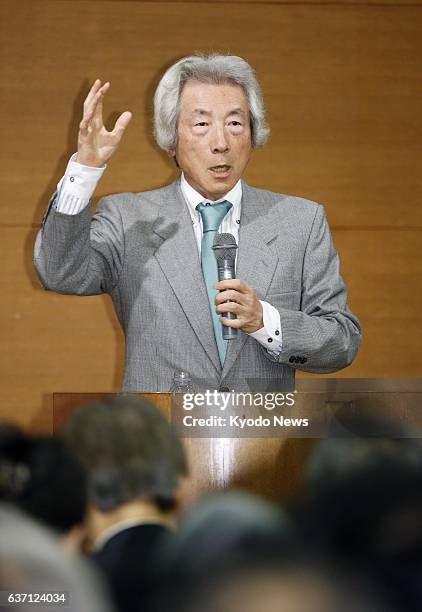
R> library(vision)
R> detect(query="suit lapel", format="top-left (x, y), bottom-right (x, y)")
top-left (153, 179), bottom-right (221, 375)
top-left (151, 179), bottom-right (281, 381)
top-left (222, 182), bottom-right (280, 378)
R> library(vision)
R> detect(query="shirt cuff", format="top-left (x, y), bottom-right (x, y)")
top-left (248, 300), bottom-right (283, 356)
top-left (55, 153), bottom-right (106, 215)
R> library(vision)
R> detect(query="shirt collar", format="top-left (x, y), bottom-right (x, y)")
top-left (180, 173), bottom-right (242, 221)
top-left (94, 517), bottom-right (171, 552)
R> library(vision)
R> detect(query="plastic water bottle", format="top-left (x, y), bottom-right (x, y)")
top-left (170, 371), bottom-right (194, 393)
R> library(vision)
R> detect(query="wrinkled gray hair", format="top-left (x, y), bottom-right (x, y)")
top-left (154, 53), bottom-right (270, 150)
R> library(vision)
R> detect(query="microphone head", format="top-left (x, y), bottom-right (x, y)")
top-left (214, 233), bottom-right (237, 248)
top-left (212, 233), bottom-right (238, 263)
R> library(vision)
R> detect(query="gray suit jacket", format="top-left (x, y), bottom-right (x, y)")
top-left (34, 178), bottom-right (361, 392)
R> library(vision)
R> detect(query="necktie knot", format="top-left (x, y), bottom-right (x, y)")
top-left (196, 200), bottom-right (232, 232)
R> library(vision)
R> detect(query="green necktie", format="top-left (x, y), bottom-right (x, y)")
top-left (196, 200), bottom-right (233, 366)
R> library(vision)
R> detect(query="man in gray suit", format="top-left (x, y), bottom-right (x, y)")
top-left (34, 54), bottom-right (361, 392)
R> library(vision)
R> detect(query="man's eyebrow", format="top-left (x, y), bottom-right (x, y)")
top-left (189, 107), bottom-right (247, 118)
top-left (227, 107), bottom-right (247, 117)
top-left (190, 108), bottom-right (211, 117)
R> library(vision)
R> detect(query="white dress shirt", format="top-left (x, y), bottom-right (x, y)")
top-left (54, 155), bottom-right (283, 355)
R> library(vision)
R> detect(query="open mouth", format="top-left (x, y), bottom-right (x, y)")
top-left (209, 165), bottom-right (231, 177)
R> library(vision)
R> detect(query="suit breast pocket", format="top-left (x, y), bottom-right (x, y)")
top-left (266, 290), bottom-right (301, 311)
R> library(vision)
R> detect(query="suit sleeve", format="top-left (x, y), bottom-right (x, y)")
top-left (34, 193), bottom-right (124, 296)
top-left (263, 205), bottom-right (361, 373)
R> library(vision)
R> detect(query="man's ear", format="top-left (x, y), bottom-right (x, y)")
top-left (167, 150), bottom-right (180, 168)
top-left (173, 475), bottom-right (190, 513)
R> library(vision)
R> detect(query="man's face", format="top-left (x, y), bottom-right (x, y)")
top-left (172, 81), bottom-right (252, 201)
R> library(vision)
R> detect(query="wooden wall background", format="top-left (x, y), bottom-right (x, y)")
top-left (1, 0), bottom-right (421, 430)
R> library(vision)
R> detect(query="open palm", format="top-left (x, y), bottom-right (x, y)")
top-left (77, 79), bottom-right (132, 167)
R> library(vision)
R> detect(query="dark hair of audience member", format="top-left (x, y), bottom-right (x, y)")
top-left (150, 491), bottom-right (298, 612)
top-left (299, 420), bottom-right (422, 612)
top-left (0, 423), bottom-right (87, 534)
top-left (64, 395), bottom-right (187, 513)
top-left (181, 557), bottom-right (398, 612)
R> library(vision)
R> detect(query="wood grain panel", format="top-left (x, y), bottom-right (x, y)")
top-left (87, 1), bottom-right (422, 5)
top-left (0, 227), bottom-right (124, 428)
top-left (1, 2), bottom-right (421, 227)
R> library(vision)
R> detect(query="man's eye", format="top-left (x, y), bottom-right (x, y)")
top-left (195, 122), bottom-right (208, 127)
top-left (230, 121), bottom-right (242, 126)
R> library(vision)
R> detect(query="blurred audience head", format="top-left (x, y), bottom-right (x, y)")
top-left (64, 396), bottom-right (187, 514)
top-left (0, 423), bottom-right (87, 550)
top-left (300, 419), bottom-right (422, 612)
top-left (0, 504), bottom-right (114, 612)
top-left (151, 490), bottom-right (397, 612)
top-left (152, 491), bottom-right (297, 611)
top-left (304, 434), bottom-right (422, 554)
top-left (161, 490), bottom-right (292, 568)
top-left (183, 560), bottom-right (396, 612)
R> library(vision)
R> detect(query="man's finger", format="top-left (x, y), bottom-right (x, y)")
top-left (79, 91), bottom-right (103, 135)
top-left (111, 111), bottom-right (133, 138)
top-left (216, 301), bottom-right (240, 314)
top-left (215, 289), bottom-right (242, 305)
top-left (215, 279), bottom-right (244, 292)
top-left (85, 81), bottom-right (109, 114)
top-left (80, 88), bottom-right (105, 134)
top-left (79, 113), bottom-right (92, 135)
top-left (220, 316), bottom-right (242, 329)
top-left (83, 79), bottom-right (102, 110)
top-left (91, 83), bottom-right (110, 126)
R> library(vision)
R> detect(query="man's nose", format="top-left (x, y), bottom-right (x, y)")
top-left (210, 126), bottom-right (229, 153)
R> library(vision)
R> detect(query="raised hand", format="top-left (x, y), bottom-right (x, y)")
top-left (77, 79), bottom-right (132, 167)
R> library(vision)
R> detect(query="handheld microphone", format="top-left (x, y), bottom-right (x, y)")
top-left (212, 233), bottom-right (238, 340)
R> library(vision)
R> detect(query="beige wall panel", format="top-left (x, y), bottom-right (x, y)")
top-left (95, 1), bottom-right (422, 5)
top-left (1, 2), bottom-right (421, 228)
top-left (0, 227), bottom-right (124, 427)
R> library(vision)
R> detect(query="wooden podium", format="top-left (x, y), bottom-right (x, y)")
top-left (52, 392), bottom-right (315, 504)
top-left (51, 381), bottom-right (421, 504)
